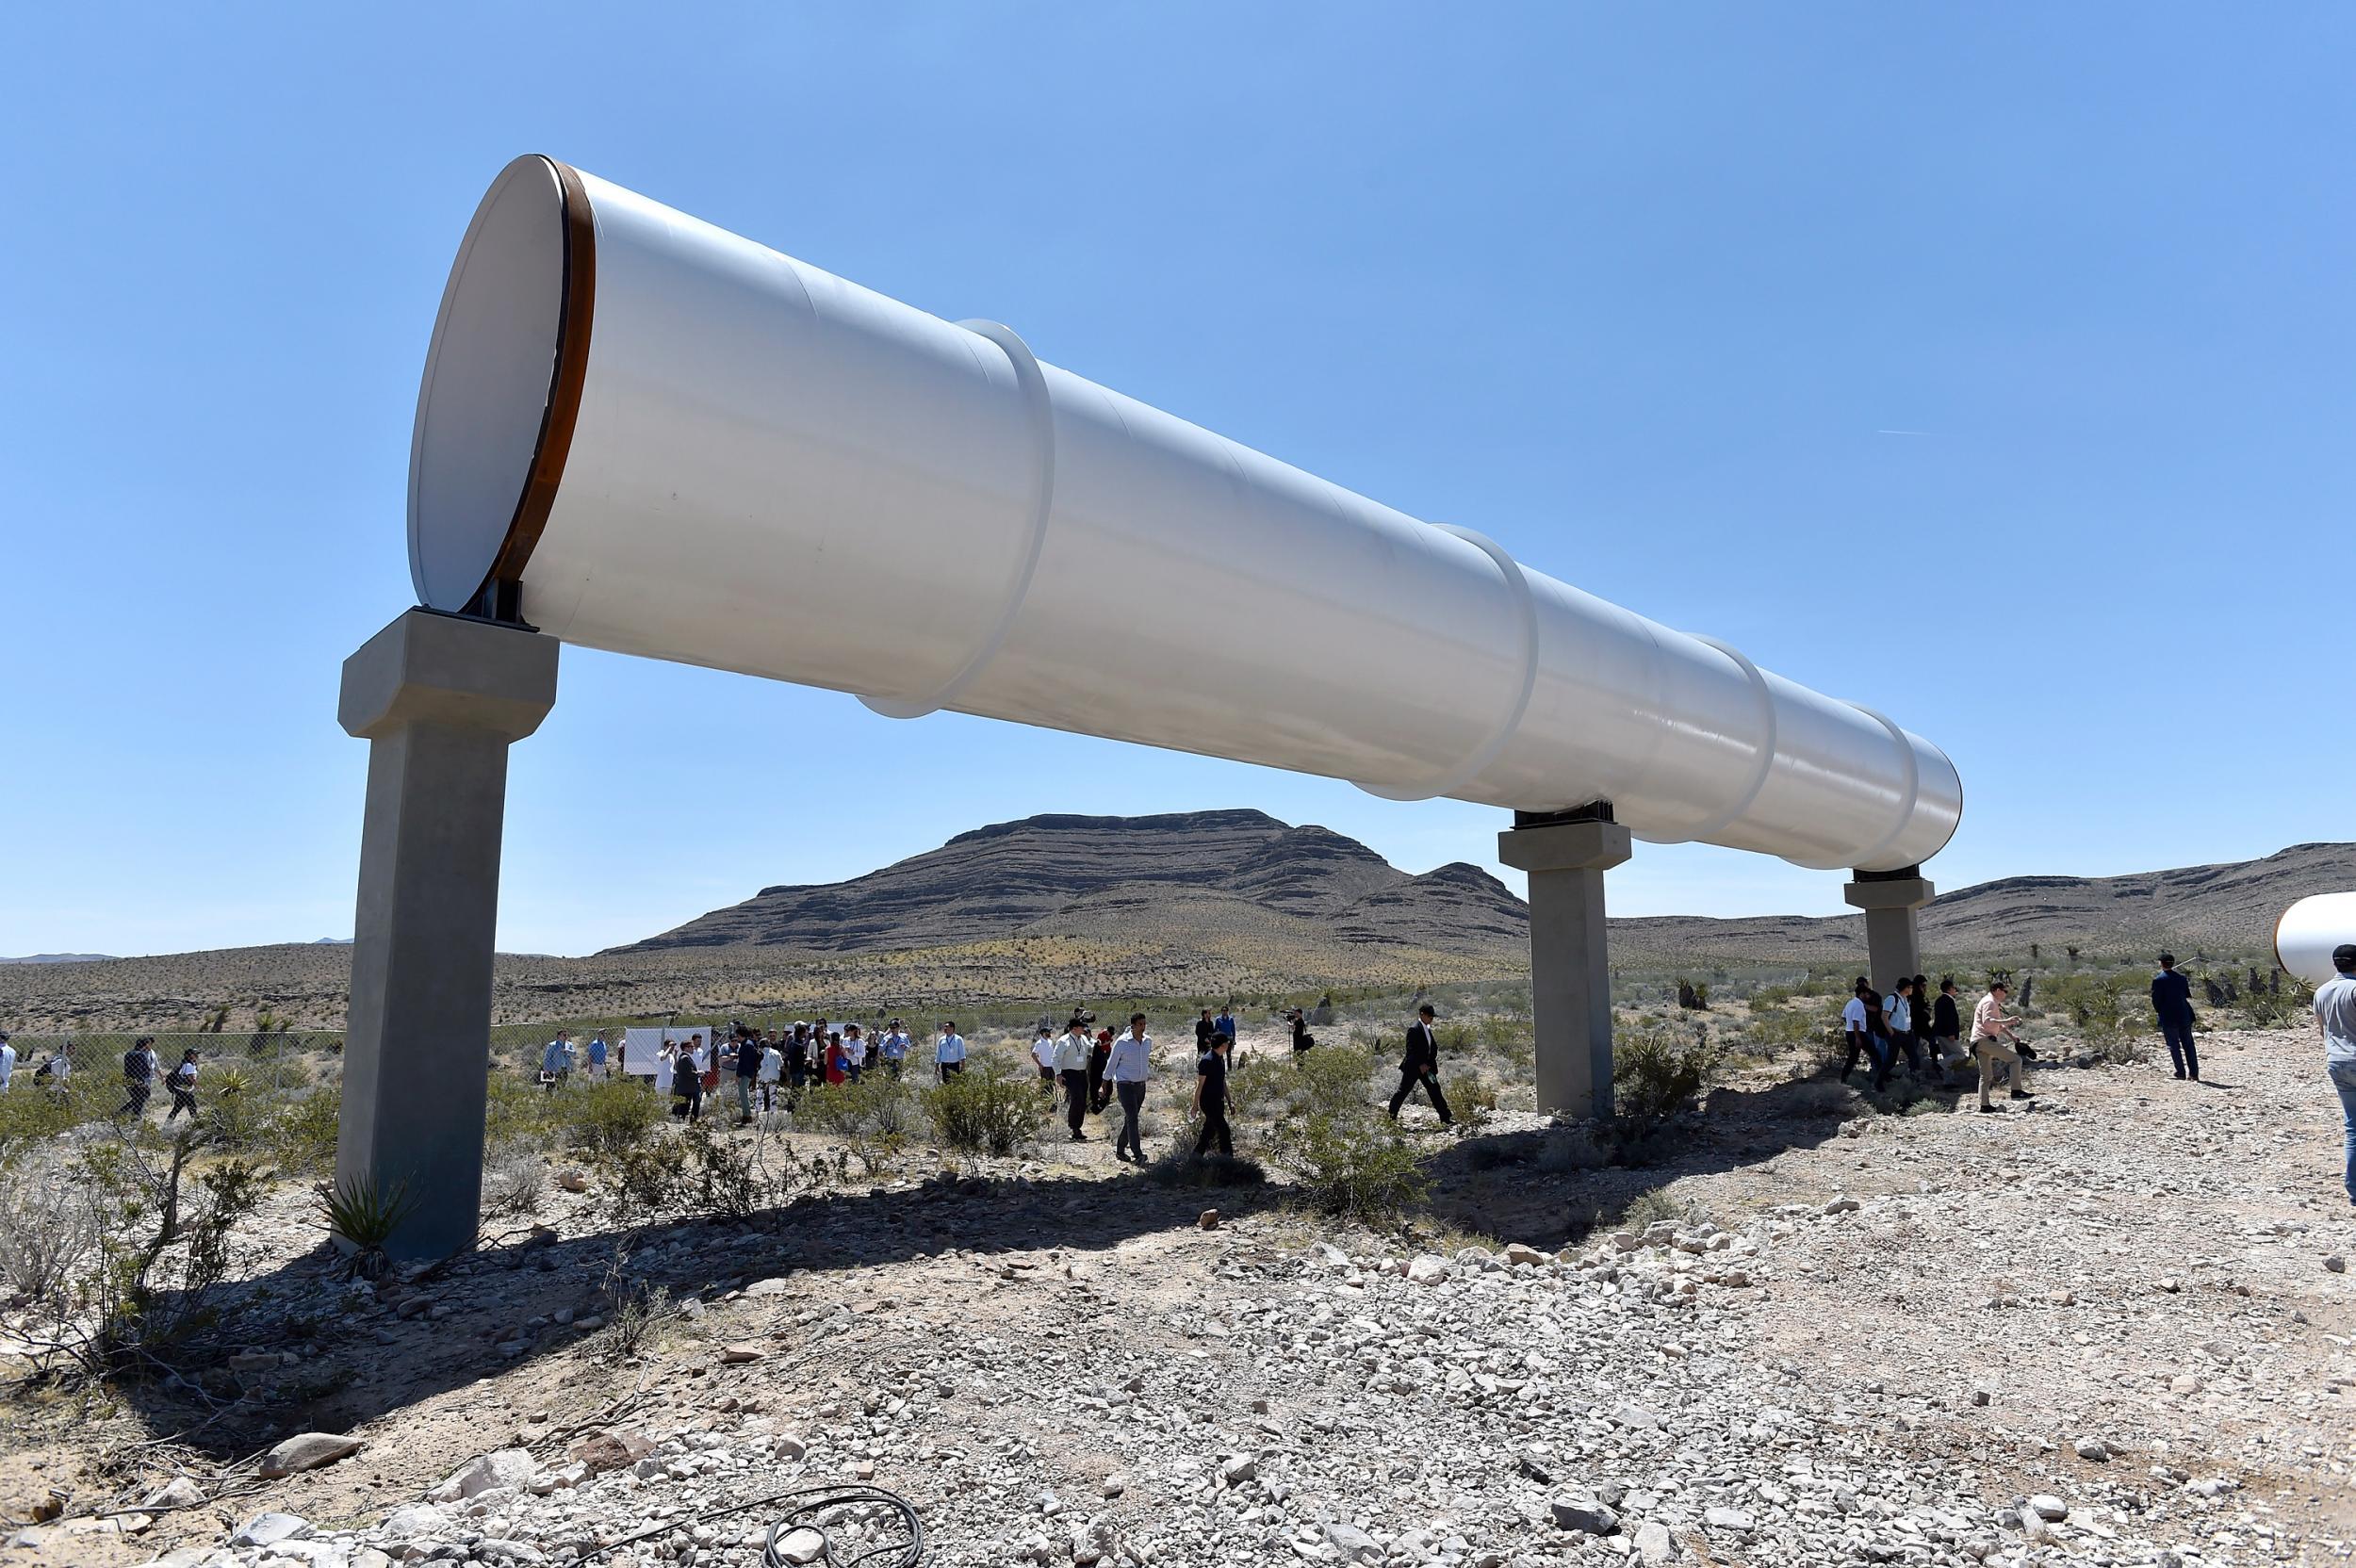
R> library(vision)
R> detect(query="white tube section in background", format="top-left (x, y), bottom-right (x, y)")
top-left (408, 155), bottom-right (1963, 873)
top-left (2278, 893), bottom-right (2356, 987)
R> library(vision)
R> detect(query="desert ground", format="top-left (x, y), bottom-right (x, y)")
top-left (3, 997), bottom-right (2351, 1568)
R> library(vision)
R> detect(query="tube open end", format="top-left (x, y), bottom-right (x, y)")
top-left (407, 155), bottom-right (582, 612)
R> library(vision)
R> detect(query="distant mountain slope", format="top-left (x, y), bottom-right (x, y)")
top-left (0, 954), bottom-right (117, 966)
top-left (1614, 841), bottom-right (2356, 961)
top-left (626, 823), bottom-right (2356, 967)
top-left (612, 809), bottom-right (1526, 958)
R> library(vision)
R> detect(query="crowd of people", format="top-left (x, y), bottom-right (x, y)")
top-left (15, 942), bottom-right (2349, 1202)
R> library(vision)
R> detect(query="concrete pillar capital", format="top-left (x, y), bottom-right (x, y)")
top-left (339, 609), bottom-right (559, 743)
top-left (1497, 818), bottom-right (1633, 874)
top-left (1841, 874), bottom-right (1936, 913)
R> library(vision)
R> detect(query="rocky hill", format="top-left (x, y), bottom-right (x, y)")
top-left (612, 809), bottom-right (1526, 957)
top-left (1616, 841), bottom-right (2356, 963)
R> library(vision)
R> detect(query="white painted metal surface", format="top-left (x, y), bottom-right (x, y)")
top-left (2277, 892), bottom-right (2356, 987)
top-left (408, 155), bottom-right (1963, 873)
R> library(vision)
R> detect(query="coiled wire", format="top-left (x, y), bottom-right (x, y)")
top-left (559, 1481), bottom-right (922, 1568)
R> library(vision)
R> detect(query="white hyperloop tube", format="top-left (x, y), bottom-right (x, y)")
top-left (2278, 893), bottom-right (2356, 987)
top-left (407, 155), bottom-right (1963, 873)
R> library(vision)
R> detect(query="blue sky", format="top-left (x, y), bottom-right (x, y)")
top-left (5, 5), bottom-right (2349, 958)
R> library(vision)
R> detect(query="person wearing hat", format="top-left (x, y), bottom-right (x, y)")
top-left (2151, 954), bottom-right (2200, 1081)
top-left (1053, 1016), bottom-right (1093, 1140)
top-left (2316, 942), bottom-right (2356, 1205)
top-left (1970, 981), bottom-right (2032, 1112)
top-left (1087, 1026), bottom-right (1115, 1113)
top-left (1388, 1004), bottom-right (1454, 1126)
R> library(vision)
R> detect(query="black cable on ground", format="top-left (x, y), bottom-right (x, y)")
top-left (559, 1481), bottom-right (922, 1568)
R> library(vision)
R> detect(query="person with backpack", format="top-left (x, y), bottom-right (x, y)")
top-left (118, 1037), bottom-right (159, 1119)
top-left (164, 1049), bottom-right (201, 1122)
top-left (1387, 1004), bottom-right (1455, 1126)
top-left (1193, 1032), bottom-right (1235, 1159)
top-left (2151, 954), bottom-right (2201, 1081)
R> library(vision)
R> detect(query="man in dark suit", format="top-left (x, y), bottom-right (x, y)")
top-left (1387, 1004), bottom-right (1455, 1127)
top-left (2151, 953), bottom-right (2200, 1081)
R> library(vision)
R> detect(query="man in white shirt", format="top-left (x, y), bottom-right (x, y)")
top-left (2315, 943), bottom-right (2356, 1206)
top-left (1840, 983), bottom-right (1872, 1082)
top-left (0, 1033), bottom-right (14, 1093)
top-left (936, 1021), bottom-right (967, 1083)
top-left (1105, 1013), bottom-right (1153, 1163)
top-left (1052, 1019), bottom-right (1092, 1141)
top-left (1031, 1026), bottom-right (1057, 1094)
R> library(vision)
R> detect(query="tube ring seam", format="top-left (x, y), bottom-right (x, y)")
top-left (1831, 702), bottom-right (1923, 873)
top-left (860, 319), bottom-right (1055, 721)
top-left (1658, 634), bottom-right (1781, 846)
top-left (1353, 522), bottom-right (1541, 803)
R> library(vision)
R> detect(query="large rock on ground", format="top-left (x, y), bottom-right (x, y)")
top-left (261, 1432), bottom-right (363, 1478)
top-left (427, 1448), bottom-right (534, 1504)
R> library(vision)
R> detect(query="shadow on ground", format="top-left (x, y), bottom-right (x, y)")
top-left (123, 1063), bottom-right (1987, 1461)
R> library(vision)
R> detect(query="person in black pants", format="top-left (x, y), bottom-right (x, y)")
top-left (1388, 1004), bottom-right (1454, 1126)
top-left (1931, 977), bottom-right (1965, 1082)
top-left (1193, 1033), bottom-right (1234, 1158)
top-left (163, 1049), bottom-right (202, 1122)
top-left (118, 1037), bottom-right (158, 1119)
top-left (2151, 953), bottom-right (2201, 1081)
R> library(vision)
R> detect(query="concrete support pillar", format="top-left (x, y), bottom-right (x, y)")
top-left (336, 609), bottom-right (558, 1260)
top-left (1843, 868), bottom-right (1936, 991)
top-left (1498, 810), bottom-right (1632, 1119)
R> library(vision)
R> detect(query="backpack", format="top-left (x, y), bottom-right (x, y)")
top-left (34, 1057), bottom-right (55, 1079)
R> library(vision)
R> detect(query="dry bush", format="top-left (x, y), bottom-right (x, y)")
top-left (0, 1152), bottom-right (102, 1315)
top-left (483, 1141), bottom-right (544, 1218)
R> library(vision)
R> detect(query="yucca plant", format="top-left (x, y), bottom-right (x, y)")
top-left (319, 1173), bottom-right (417, 1281)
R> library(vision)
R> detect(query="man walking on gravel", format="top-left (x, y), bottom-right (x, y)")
top-left (1193, 1031), bottom-right (1235, 1159)
top-left (2151, 954), bottom-right (2200, 1081)
top-left (1054, 1017), bottom-right (1092, 1140)
top-left (1388, 1004), bottom-right (1454, 1127)
top-left (118, 1037), bottom-right (158, 1119)
top-left (1972, 981), bottom-right (2032, 1112)
top-left (2315, 943), bottom-right (2356, 1206)
top-left (1107, 1012), bottom-right (1153, 1163)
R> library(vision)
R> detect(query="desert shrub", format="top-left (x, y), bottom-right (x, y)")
top-left (270, 1086), bottom-right (342, 1176)
top-left (1242, 1044), bottom-right (1379, 1121)
top-left (1741, 1006), bottom-right (1821, 1054)
top-left (685, 1125), bottom-right (824, 1221)
top-left (1619, 1184), bottom-right (1713, 1232)
top-left (1775, 1079), bottom-right (1862, 1119)
top-left (924, 1059), bottom-right (1048, 1158)
top-left (1268, 1111), bottom-right (1432, 1225)
top-left (1146, 1149), bottom-right (1268, 1188)
top-left (0, 1152), bottom-right (101, 1315)
top-left (483, 1140), bottom-right (544, 1217)
top-left (794, 1075), bottom-right (921, 1170)
top-left (607, 1135), bottom-right (691, 1219)
top-left (1535, 1122), bottom-right (1610, 1172)
top-left (594, 1241), bottom-right (670, 1362)
top-left (319, 1171), bottom-right (419, 1282)
top-left (483, 1072), bottom-right (556, 1152)
top-left (1612, 1021), bottom-right (1716, 1127)
top-left (197, 1064), bottom-right (272, 1153)
top-left (0, 1084), bottom-right (88, 1168)
top-left (1448, 1075), bottom-right (1500, 1127)
top-left (10, 1132), bottom-right (269, 1380)
top-left (558, 1077), bottom-right (666, 1164)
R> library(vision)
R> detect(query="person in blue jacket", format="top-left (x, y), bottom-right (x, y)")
top-left (2151, 953), bottom-right (2199, 1081)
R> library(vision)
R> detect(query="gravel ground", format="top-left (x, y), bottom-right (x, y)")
top-left (14, 1026), bottom-right (2356, 1568)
